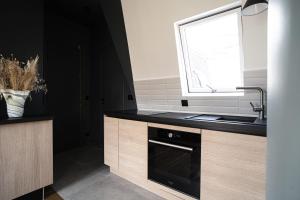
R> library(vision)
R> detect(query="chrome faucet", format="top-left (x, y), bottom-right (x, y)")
top-left (236, 87), bottom-right (265, 120)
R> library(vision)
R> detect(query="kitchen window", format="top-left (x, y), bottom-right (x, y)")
top-left (175, 3), bottom-right (244, 96)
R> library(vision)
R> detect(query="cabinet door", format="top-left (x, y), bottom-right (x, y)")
top-left (119, 119), bottom-right (147, 184)
top-left (0, 121), bottom-right (53, 200)
top-left (104, 117), bottom-right (119, 171)
top-left (201, 130), bottom-right (266, 200)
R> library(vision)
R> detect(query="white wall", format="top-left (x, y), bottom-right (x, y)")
top-left (121, 0), bottom-right (268, 81)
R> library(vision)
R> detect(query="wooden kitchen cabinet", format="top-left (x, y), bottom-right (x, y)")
top-left (103, 116), bottom-right (267, 200)
top-left (118, 119), bottom-right (148, 185)
top-left (0, 120), bottom-right (53, 200)
top-left (201, 130), bottom-right (266, 200)
top-left (104, 116), bottom-right (119, 171)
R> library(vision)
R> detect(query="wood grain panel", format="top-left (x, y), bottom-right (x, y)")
top-left (118, 119), bottom-right (147, 185)
top-left (148, 123), bottom-right (201, 134)
top-left (104, 116), bottom-right (119, 171)
top-left (201, 130), bottom-right (266, 200)
top-left (147, 180), bottom-right (197, 200)
top-left (0, 120), bottom-right (53, 200)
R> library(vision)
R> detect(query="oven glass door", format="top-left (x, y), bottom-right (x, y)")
top-left (148, 140), bottom-right (200, 199)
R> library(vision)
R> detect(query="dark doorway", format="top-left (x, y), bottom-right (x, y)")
top-left (44, 0), bottom-right (136, 154)
top-left (44, 0), bottom-right (135, 154)
top-left (44, 0), bottom-right (137, 194)
top-left (44, 6), bottom-right (95, 153)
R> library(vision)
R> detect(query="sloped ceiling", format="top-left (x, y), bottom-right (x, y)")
top-left (99, 0), bottom-right (136, 99)
top-left (45, 0), bottom-right (136, 101)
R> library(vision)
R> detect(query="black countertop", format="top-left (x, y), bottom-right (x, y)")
top-left (0, 115), bottom-right (53, 125)
top-left (105, 110), bottom-right (267, 137)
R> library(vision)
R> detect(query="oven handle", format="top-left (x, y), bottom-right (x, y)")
top-left (148, 139), bottom-right (193, 152)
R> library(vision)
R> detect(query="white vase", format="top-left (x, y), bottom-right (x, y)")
top-left (0, 89), bottom-right (30, 118)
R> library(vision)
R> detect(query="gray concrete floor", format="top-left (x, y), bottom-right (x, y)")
top-left (53, 146), bottom-right (162, 200)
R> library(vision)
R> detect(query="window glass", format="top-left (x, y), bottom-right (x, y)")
top-left (176, 7), bottom-right (244, 96)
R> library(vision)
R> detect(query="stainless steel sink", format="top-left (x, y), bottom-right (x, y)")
top-left (146, 111), bottom-right (266, 125)
top-left (185, 114), bottom-right (258, 124)
top-left (218, 115), bottom-right (257, 123)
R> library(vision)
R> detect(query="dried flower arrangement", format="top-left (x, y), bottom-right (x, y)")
top-left (0, 54), bottom-right (47, 93)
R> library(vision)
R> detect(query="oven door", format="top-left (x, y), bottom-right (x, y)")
top-left (148, 138), bottom-right (200, 199)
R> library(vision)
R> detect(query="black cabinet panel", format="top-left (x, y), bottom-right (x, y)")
top-left (14, 189), bottom-right (43, 200)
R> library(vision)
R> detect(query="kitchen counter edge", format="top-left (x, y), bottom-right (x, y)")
top-left (104, 111), bottom-right (266, 137)
top-left (0, 115), bottom-right (53, 125)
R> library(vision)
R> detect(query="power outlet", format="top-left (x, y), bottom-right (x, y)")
top-left (128, 94), bottom-right (134, 101)
top-left (181, 100), bottom-right (188, 107)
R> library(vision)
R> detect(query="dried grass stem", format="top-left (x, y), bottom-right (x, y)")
top-left (0, 55), bottom-right (47, 93)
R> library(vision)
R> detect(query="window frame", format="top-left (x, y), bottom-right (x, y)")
top-left (174, 2), bottom-right (244, 97)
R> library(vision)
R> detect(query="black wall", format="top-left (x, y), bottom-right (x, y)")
top-left (88, 24), bottom-right (132, 151)
top-left (0, 0), bottom-right (137, 153)
top-left (0, 0), bottom-right (46, 118)
top-left (100, 0), bottom-right (137, 110)
top-left (44, 12), bottom-right (93, 153)
top-left (45, 0), bottom-right (137, 153)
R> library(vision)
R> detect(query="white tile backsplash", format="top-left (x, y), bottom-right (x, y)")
top-left (134, 69), bottom-right (267, 117)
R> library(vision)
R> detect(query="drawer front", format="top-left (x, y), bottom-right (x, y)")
top-left (118, 119), bottom-right (147, 184)
top-left (0, 121), bottom-right (53, 200)
top-left (104, 117), bottom-right (119, 170)
top-left (201, 130), bottom-right (266, 200)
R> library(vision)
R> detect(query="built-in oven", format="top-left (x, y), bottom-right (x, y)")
top-left (148, 127), bottom-right (201, 199)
